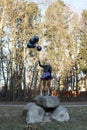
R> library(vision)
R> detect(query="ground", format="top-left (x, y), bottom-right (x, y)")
top-left (0, 102), bottom-right (87, 130)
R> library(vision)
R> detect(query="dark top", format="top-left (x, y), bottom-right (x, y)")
top-left (38, 61), bottom-right (52, 74)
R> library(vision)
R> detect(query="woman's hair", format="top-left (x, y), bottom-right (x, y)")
top-left (46, 60), bottom-right (50, 65)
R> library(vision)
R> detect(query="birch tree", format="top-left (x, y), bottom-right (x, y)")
top-left (0, 0), bottom-right (41, 94)
top-left (44, 0), bottom-right (80, 82)
top-left (78, 10), bottom-right (87, 73)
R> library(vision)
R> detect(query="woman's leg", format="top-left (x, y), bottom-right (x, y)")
top-left (40, 80), bottom-right (51, 95)
top-left (40, 80), bottom-right (46, 95)
top-left (40, 80), bottom-right (43, 95)
top-left (47, 80), bottom-right (51, 95)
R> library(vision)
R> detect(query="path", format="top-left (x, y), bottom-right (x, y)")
top-left (0, 102), bottom-right (87, 107)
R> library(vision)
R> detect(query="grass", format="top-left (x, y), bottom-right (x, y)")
top-left (0, 106), bottom-right (26, 130)
top-left (0, 105), bottom-right (87, 130)
top-left (40, 107), bottom-right (87, 130)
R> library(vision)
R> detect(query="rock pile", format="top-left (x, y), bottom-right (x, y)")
top-left (23, 95), bottom-right (70, 124)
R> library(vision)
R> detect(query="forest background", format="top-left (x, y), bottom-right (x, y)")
top-left (0, 0), bottom-right (87, 101)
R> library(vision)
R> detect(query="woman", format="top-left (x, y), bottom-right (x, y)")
top-left (38, 60), bottom-right (53, 95)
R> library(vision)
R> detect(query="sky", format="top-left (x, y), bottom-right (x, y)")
top-left (64, 0), bottom-right (87, 14)
top-left (30, 0), bottom-right (87, 15)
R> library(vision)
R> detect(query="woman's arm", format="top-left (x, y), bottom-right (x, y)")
top-left (38, 61), bottom-right (44, 68)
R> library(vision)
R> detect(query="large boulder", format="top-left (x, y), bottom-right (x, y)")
top-left (26, 103), bottom-right (45, 124)
top-left (23, 103), bottom-right (36, 116)
top-left (34, 95), bottom-right (60, 110)
top-left (51, 105), bottom-right (70, 122)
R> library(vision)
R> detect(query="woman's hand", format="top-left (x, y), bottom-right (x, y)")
top-left (37, 57), bottom-right (40, 62)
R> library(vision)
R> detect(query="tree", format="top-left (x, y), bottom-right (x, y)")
top-left (44, 0), bottom-right (80, 82)
top-left (0, 0), bottom-right (42, 100)
top-left (78, 10), bottom-right (87, 73)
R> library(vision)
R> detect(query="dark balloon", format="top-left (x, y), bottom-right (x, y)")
top-left (29, 37), bottom-right (35, 44)
top-left (29, 35), bottom-right (39, 44)
top-left (27, 43), bottom-right (32, 48)
top-left (27, 43), bottom-right (36, 48)
top-left (31, 44), bottom-right (36, 48)
top-left (34, 35), bottom-right (39, 43)
top-left (37, 46), bottom-right (42, 51)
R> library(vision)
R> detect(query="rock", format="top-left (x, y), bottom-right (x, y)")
top-left (26, 103), bottom-right (45, 124)
top-left (34, 95), bottom-right (60, 110)
top-left (23, 102), bottom-right (36, 110)
top-left (51, 105), bottom-right (70, 122)
top-left (23, 103), bottom-right (36, 116)
top-left (34, 95), bottom-right (43, 106)
top-left (24, 97), bottom-right (70, 124)
top-left (43, 112), bottom-right (52, 123)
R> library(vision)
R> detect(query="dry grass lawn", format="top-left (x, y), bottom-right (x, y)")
top-left (0, 105), bottom-right (87, 130)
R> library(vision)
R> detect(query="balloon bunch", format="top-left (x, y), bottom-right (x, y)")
top-left (27, 35), bottom-right (42, 51)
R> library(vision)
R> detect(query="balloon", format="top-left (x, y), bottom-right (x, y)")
top-left (37, 46), bottom-right (42, 51)
top-left (31, 44), bottom-right (36, 48)
top-left (27, 43), bottom-right (32, 48)
top-left (29, 37), bottom-right (35, 44)
top-left (29, 35), bottom-right (39, 44)
top-left (27, 43), bottom-right (36, 48)
top-left (34, 35), bottom-right (39, 43)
